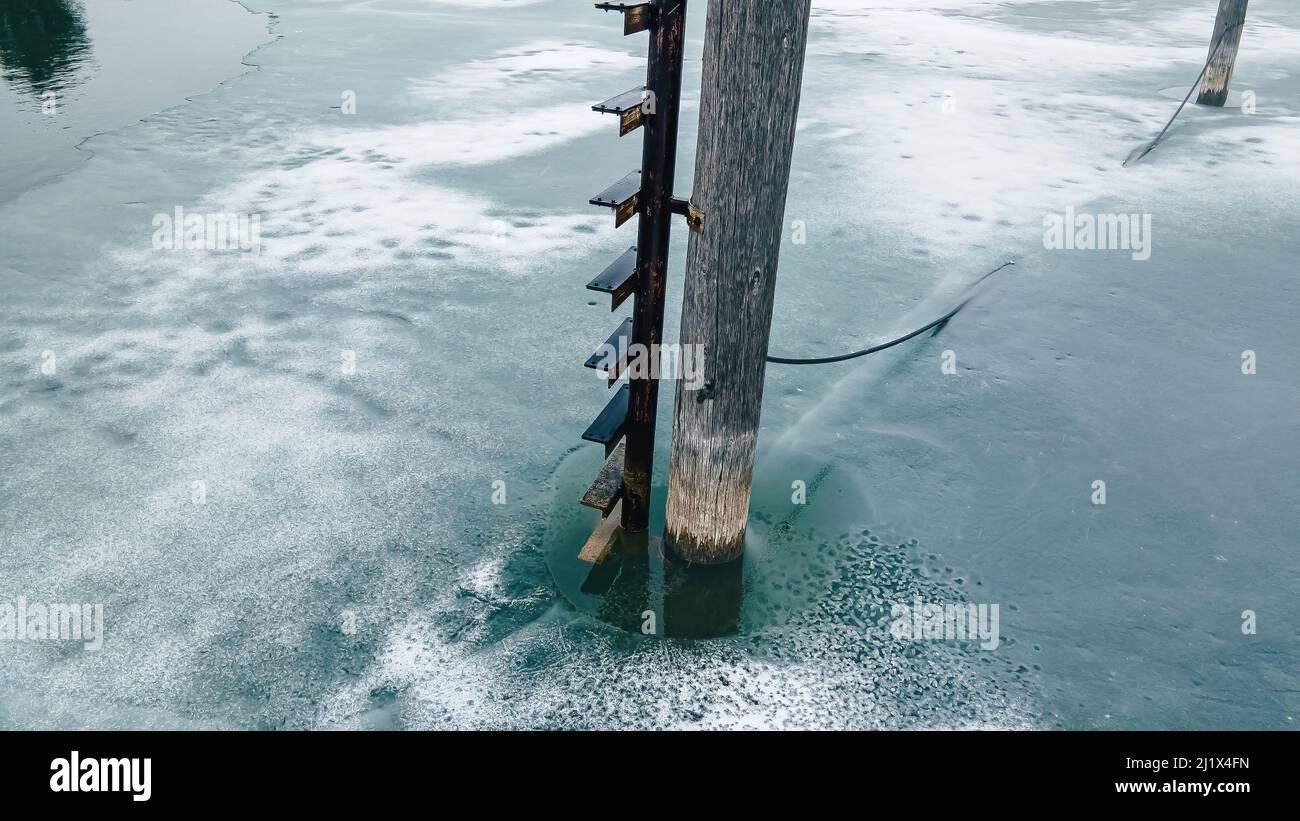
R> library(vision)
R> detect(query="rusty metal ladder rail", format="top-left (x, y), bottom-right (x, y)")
top-left (579, 0), bottom-right (700, 564)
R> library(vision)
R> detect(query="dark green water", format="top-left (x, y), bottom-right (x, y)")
top-left (0, 0), bottom-right (269, 203)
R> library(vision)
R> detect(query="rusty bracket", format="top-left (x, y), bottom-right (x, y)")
top-left (582, 383), bottom-right (630, 456)
top-left (670, 197), bottom-right (706, 235)
top-left (594, 2), bottom-right (654, 36)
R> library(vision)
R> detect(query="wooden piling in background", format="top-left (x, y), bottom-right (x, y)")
top-left (1197, 0), bottom-right (1249, 107)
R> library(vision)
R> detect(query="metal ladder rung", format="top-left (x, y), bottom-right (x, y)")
top-left (581, 441), bottom-right (626, 515)
top-left (584, 316), bottom-right (633, 384)
top-left (593, 87), bottom-right (648, 136)
top-left (586, 247), bottom-right (638, 311)
top-left (581, 383), bottom-right (629, 449)
top-left (590, 170), bottom-right (642, 228)
top-left (593, 2), bottom-right (653, 36)
top-left (579, 499), bottom-right (623, 565)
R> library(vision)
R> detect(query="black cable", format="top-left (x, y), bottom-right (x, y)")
top-left (766, 26), bottom-right (1238, 365)
top-left (1123, 20), bottom-right (1246, 168)
top-left (766, 261), bottom-right (1015, 365)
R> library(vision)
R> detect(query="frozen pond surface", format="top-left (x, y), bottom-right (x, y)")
top-left (0, 0), bottom-right (269, 204)
top-left (0, 0), bottom-right (1297, 729)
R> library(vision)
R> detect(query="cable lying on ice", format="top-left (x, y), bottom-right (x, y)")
top-left (766, 261), bottom-right (1015, 366)
top-left (1123, 20), bottom-right (1247, 168)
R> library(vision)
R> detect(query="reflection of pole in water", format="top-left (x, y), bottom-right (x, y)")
top-left (662, 553), bottom-right (743, 640)
top-left (0, 0), bottom-right (91, 96)
top-left (581, 534), bottom-right (651, 636)
top-left (577, 530), bottom-right (743, 639)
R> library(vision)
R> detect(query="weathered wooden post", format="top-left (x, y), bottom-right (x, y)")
top-left (665, 0), bottom-right (813, 565)
top-left (1197, 0), bottom-right (1248, 107)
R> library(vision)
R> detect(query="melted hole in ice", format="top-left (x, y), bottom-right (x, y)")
top-left (542, 441), bottom-right (957, 642)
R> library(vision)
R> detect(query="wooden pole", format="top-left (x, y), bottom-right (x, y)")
top-left (665, 0), bottom-right (812, 565)
top-left (1197, 0), bottom-right (1248, 107)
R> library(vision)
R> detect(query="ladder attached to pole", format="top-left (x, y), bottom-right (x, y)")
top-left (579, 0), bottom-right (700, 563)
